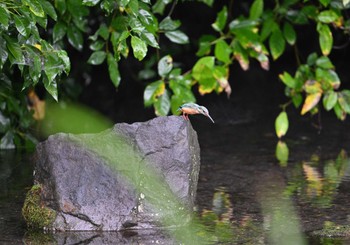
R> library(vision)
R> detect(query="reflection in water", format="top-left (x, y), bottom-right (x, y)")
top-left (284, 150), bottom-right (350, 208)
top-left (2, 147), bottom-right (350, 243)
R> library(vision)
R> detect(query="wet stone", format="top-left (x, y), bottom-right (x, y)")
top-left (30, 116), bottom-right (200, 231)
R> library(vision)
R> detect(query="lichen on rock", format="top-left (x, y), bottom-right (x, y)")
top-left (22, 184), bottom-right (56, 230)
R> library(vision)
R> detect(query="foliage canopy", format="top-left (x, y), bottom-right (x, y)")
top-left (1, 0), bottom-right (350, 148)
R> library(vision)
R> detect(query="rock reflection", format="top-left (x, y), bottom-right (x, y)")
top-left (24, 229), bottom-right (175, 245)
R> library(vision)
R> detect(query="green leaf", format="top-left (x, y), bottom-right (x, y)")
top-left (307, 52), bottom-right (318, 66)
top-left (334, 102), bottom-right (346, 120)
top-left (283, 22), bottom-right (296, 45)
top-left (323, 91), bottom-right (337, 111)
top-left (83, 0), bottom-right (100, 6)
top-left (158, 55), bottom-right (173, 77)
top-left (214, 40), bottom-right (231, 63)
top-left (43, 75), bottom-right (58, 101)
top-left (292, 93), bottom-right (303, 108)
top-left (38, 0), bottom-right (57, 20)
top-left (144, 80), bottom-right (164, 106)
top-left (67, 25), bottom-right (83, 51)
top-left (0, 7), bottom-right (9, 29)
top-left (275, 111), bottom-right (289, 138)
top-left (23, 0), bottom-right (45, 17)
top-left (196, 35), bottom-right (215, 57)
top-left (57, 50), bottom-right (71, 74)
top-left (89, 40), bottom-right (105, 51)
top-left (107, 53), bottom-right (121, 88)
top-left (229, 19), bottom-right (259, 31)
top-left (318, 10), bottom-right (339, 23)
top-left (165, 30), bottom-right (189, 44)
top-left (0, 37), bottom-right (8, 69)
top-left (320, 0), bottom-right (330, 6)
top-left (159, 17), bottom-right (180, 31)
top-left (119, 0), bottom-right (130, 8)
top-left (338, 91), bottom-right (350, 114)
top-left (249, 0), bottom-right (263, 20)
top-left (269, 28), bottom-right (285, 60)
top-left (198, 0), bottom-right (213, 7)
top-left (279, 72), bottom-right (296, 88)
top-left (140, 31), bottom-right (159, 48)
top-left (317, 23), bottom-right (333, 56)
top-left (212, 6), bottom-right (227, 32)
top-left (192, 56), bottom-right (215, 82)
top-left (315, 56), bottom-right (334, 69)
top-left (55, 0), bottom-right (67, 15)
top-left (13, 15), bottom-right (30, 37)
top-left (276, 141), bottom-right (289, 166)
top-left (53, 21), bottom-right (66, 43)
top-left (131, 36), bottom-right (147, 61)
top-left (4, 35), bottom-right (25, 64)
top-left (138, 9), bottom-right (154, 27)
top-left (316, 68), bottom-right (340, 89)
top-left (87, 51), bottom-right (106, 65)
top-left (154, 90), bottom-right (170, 116)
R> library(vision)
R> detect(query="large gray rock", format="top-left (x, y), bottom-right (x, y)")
top-left (32, 116), bottom-right (200, 231)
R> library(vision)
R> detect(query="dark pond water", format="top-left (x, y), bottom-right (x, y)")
top-left (1, 112), bottom-right (350, 244)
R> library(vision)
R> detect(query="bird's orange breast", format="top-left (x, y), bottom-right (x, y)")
top-left (181, 107), bottom-right (198, 115)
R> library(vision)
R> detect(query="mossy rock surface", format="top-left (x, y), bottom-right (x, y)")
top-left (22, 184), bottom-right (56, 230)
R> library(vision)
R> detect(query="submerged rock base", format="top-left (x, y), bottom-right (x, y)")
top-left (24, 116), bottom-right (200, 231)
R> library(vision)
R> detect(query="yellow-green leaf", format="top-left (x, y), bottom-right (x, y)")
top-left (275, 111), bottom-right (289, 138)
top-left (301, 92), bottom-right (322, 115)
top-left (276, 141), bottom-right (289, 166)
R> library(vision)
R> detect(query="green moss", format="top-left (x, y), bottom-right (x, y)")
top-left (22, 184), bottom-right (56, 230)
top-left (312, 221), bottom-right (350, 237)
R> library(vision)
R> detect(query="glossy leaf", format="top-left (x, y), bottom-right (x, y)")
top-left (43, 75), bottom-right (58, 101)
top-left (23, 0), bottom-right (45, 17)
top-left (57, 50), bottom-right (70, 74)
top-left (318, 10), bottom-right (339, 23)
top-left (67, 25), bottom-right (83, 51)
top-left (292, 93), bottom-right (303, 108)
top-left (279, 72), bottom-right (296, 88)
top-left (89, 40), bottom-right (105, 51)
top-left (275, 111), bottom-right (289, 138)
top-left (212, 6), bottom-right (227, 32)
top-left (249, 0), bottom-right (263, 20)
top-left (316, 56), bottom-right (334, 69)
top-left (317, 23), bottom-right (333, 56)
top-left (229, 19), bottom-right (259, 31)
top-left (140, 31), bottom-right (159, 48)
top-left (159, 17), bottom-right (180, 31)
top-left (87, 51), bottom-right (106, 65)
top-left (269, 28), bottom-right (285, 60)
top-left (4, 36), bottom-right (25, 64)
top-left (38, 0), bottom-right (57, 20)
top-left (283, 22), bottom-right (296, 45)
top-left (107, 53), bottom-right (121, 88)
top-left (214, 40), bottom-right (231, 63)
top-left (323, 91), bottom-right (337, 111)
top-left (83, 0), bottom-right (100, 6)
top-left (131, 36), bottom-right (147, 61)
top-left (0, 8), bottom-right (9, 29)
top-left (13, 15), bottom-right (30, 37)
top-left (276, 141), bottom-right (289, 166)
top-left (158, 55), bottom-right (173, 77)
top-left (53, 21), bottom-right (66, 43)
top-left (165, 30), bottom-right (189, 44)
top-left (301, 92), bottom-right (322, 115)
top-left (154, 90), bottom-right (170, 116)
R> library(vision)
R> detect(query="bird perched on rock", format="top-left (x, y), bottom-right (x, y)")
top-left (177, 103), bottom-right (215, 123)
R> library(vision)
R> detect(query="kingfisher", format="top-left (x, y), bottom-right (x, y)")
top-left (177, 103), bottom-right (215, 123)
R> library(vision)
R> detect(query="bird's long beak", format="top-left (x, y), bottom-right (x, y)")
top-left (206, 113), bottom-right (215, 123)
